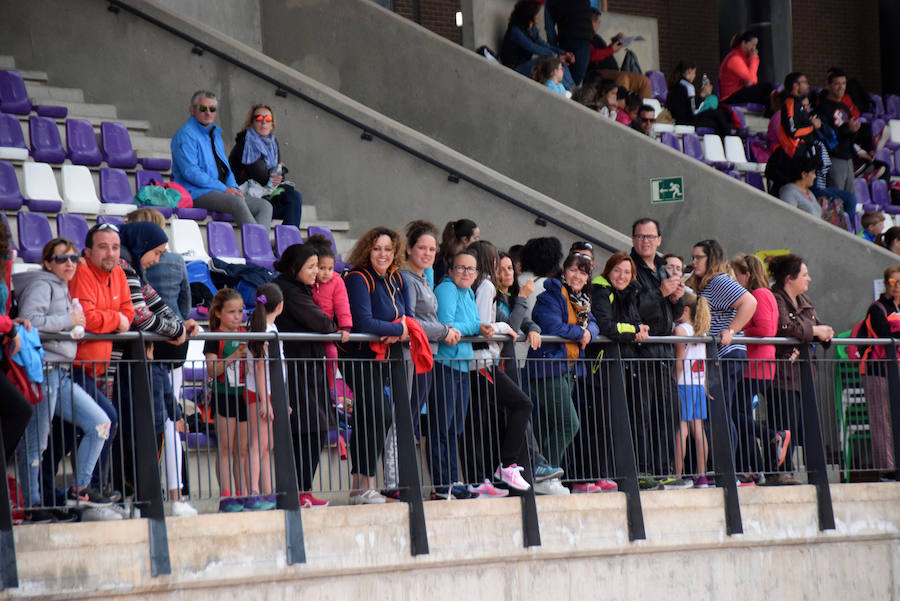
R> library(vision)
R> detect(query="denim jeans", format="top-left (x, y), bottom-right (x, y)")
top-left (71, 370), bottom-right (118, 489)
top-left (427, 362), bottom-right (470, 489)
top-left (18, 367), bottom-right (110, 506)
top-left (273, 188), bottom-right (302, 227)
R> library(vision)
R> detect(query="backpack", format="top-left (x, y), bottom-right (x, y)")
top-left (3, 341), bottom-right (42, 404)
top-left (620, 49), bottom-right (643, 74)
top-left (850, 301), bottom-right (900, 374)
top-left (820, 197), bottom-right (845, 228)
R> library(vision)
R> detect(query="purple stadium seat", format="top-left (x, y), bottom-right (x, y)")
top-left (139, 157), bottom-right (172, 171)
top-left (241, 223), bottom-right (276, 269)
top-left (206, 221), bottom-right (244, 263)
top-left (681, 133), bottom-right (704, 161)
top-left (56, 213), bottom-right (90, 252)
top-left (659, 131), bottom-right (680, 151)
top-left (274, 224), bottom-right (303, 258)
top-left (29, 115), bottom-right (66, 163)
top-left (886, 95), bottom-right (900, 119)
top-left (175, 206), bottom-right (208, 220)
top-left (99, 167), bottom-right (134, 205)
top-left (0, 70), bottom-right (67, 118)
top-left (66, 118), bottom-right (103, 166)
top-left (306, 225), bottom-right (346, 272)
top-left (871, 94), bottom-right (885, 118)
top-left (854, 177), bottom-right (875, 211)
top-left (875, 147), bottom-right (892, 172)
top-left (893, 149), bottom-right (900, 177)
top-left (210, 212), bottom-right (233, 221)
top-left (0, 161), bottom-right (24, 210)
top-left (100, 121), bottom-right (138, 168)
top-left (97, 214), bottom-right (125, 226)
top-left (17, 212), bottom-right (53, 263)
top-left (0, 113), bottom-right (28, 161)
top-left (646, 70), bottom-right (667, 104)
top-left (745, 172), bottom-right (765, 192)
top-left (135, 169), bottom-right (165, 190)
top-left (0, 212), bottom-right (16, 252)
top-left (870, 180), bottom-right (900, 214)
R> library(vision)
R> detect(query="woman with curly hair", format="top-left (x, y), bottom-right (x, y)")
top-left (339, 227), bottom-right (411, 504)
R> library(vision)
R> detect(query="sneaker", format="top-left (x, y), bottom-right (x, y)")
top-left (533, 478), bottom-right (570, 495)
top-left (81, 505), bottom-right (124, 521)
top-left (693, 475), bottom-right (710, 488)
top-left (218, 497), bottom-right (244, 513)
top-left (533, 462), bottom-right (564, 482)
top-left (657, 476), bottom-right (677, 488)
top-left (468, 479), bottom-right (510, 498)
top-left (171, 500), bottom-right (198, 517)
top-left (774, 430), bottom-right (792, 468)
top-left (736, 474), bottom-right (756, 487)
top-left (349, 489), bottom-right (387, 505)
top-left (572, 482), bottom-right (603, 493)
top-left (495, 464), bottom-right (530, 491)
top-left (100, 484), bottom-right (123, 504)
top-left (639, 474), bottom-right (662, 491)
top-left (765, 472), bottom-right (801, 486)
top-left (66, 486), bottom-right (113, 507)
top-left (23, 508), bottom-right (55, 523)
top-left (380, 489), bottom-right (401, 501)
top-left (595, 479), bottom-right (618, 492)
top-left (431, 483), bottom-right (475, 500)
top-left (243, 495), bottom-right (277, 511)
top-left (299, 492), bottom-right (329, 508)
top-left (664, 477), bottom-right (694, 490)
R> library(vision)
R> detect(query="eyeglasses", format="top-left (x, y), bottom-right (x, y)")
top-left (691, 254), bottom-right (707, 262)
top-left (254, 114), bottom-right (273, 123)
top-left (93, 223), bottom-right (119, 233)
top-left (640, 117), bottom-right (656, 123)
top-left (633, 234), bottom-right (659, 242)
top-left (888, 278), bottom-right (900, 287)
top-left (453, 265), bottom-right (478, 274)
top-left (196, 105), bottom-right (217, 113)
top-left (51, 254), bottom-right (80, 265)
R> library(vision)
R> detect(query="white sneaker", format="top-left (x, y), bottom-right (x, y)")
top-left (494, 463), bottom-right (531, 491)
top-left (172, 500), bottom-right (199, 517)
top-left (349, 489), bottom-right (387, 505)
top-left (81, 505), bottom-right (124, 521)
top-left (533, 477), bottom-right (570, 495)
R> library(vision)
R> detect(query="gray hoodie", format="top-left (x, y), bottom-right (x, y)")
top-left (12, 269), bottom-right (77, 362)
top-left (401, 268), bottom-right (448, 354)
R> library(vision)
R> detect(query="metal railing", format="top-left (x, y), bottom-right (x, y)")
top-left (103, 0), bottom-right (620, 254)
top-left (2, 331), bottom-right (899, 590)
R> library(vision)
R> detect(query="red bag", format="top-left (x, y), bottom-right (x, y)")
top-left (3, 340), bottom-right (42, 405)
top-left (162, 181), bottom-right (193, 208)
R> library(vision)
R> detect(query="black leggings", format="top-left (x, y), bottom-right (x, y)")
top-left (345, 361), bottom-right (391, 477)
top-left (0, 371), bottom-right (32, 461)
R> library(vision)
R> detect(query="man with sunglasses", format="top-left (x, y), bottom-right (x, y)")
top-left (171, 90), bottom-right (272, 226)
top-left (630, 105), bottom-right (656, 136)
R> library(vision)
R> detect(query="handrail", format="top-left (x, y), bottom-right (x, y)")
top-left (104, 0), bottom-right (621, 254)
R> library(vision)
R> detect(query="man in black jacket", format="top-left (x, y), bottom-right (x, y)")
top-left (628, 218), bottom-right (686, 488)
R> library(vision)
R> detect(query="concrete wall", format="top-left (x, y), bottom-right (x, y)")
top-left (258, 0), bottom-right (897, 330)
top-left (152, 0), bottom-right (262, 50)
top-left (8, 483), bottom-right (900, 599)
top-left (0, 0), bottom-right (629, 255)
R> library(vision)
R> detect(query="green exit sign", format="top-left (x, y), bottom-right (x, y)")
top-left (650, 176), bottom-right (684, 203)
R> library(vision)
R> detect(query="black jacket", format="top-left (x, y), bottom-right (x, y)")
top-left (273, 274), bottom-right (337, 432)
top-left (589, 277), bottom-right (643, 357)
top-left (629, 248), bottom-right (683, 358)
top-left (228, 129), bottom-right (279, 187)
top-left (546, 0), bottom-right (594, 41)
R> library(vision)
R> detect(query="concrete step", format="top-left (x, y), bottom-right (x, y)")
top-left (25, 82), bottom-right (85, 103)
top-left (20, 70), bottom-right (49, 83)
top-left (130, 134), bottom-right (173, 154)
top-left (0, 55), bottom-right (15, 69)
top-left (744, 114), bottom-right (769, 134)
top-left (55, 100), bottom-right (118, 119)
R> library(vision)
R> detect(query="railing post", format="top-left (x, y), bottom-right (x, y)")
top-left (704, 340), bottom-right (743, 535)
top-left (388, 343), bottom-right (429, 556)
top-left (796, 343), bottom-right (835, 530)
top-left (128, 335), bottom-right (171, 576)
top-left (0, 424), bottom-right (18, 589)
top-left (268, 333), bottom-right (306, 564)
top-left (606, 343), bottom-right (645, 541)
top-left (517, 440), bottom-right (542, 548)
top-left (885, 340), bottom-right (900, 479)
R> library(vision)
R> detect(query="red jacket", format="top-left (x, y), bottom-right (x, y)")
top-left (69, 259), bottom-right (135, 376)
top-left (718, 47), bottom-right (759, 100)
top-left (369, 317), bottom-right (434, 374)
top-left (312, 276), bottom-right (352, 331)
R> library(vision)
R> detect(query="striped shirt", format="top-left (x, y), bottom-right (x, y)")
top-left (700, 273), bottom-right (747, 357)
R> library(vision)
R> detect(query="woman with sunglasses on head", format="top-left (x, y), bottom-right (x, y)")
top-left (229, 104), bottom-right (303, 227)
top-left (13, 238), bottom-right (114, 520)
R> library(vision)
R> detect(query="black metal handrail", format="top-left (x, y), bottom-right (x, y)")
top-left (104, 0), bottom-right (621, 254)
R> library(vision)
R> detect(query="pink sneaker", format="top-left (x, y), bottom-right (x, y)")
top-left (467, 480), bottom-right (510, 498)
top-left (572, 482), bottom-right (602, 493)
top-left (299, 492), bottom-right (329, 508)
top-left (595, 479), bottom-right (618, 492)
top-left (494, 464), bottom-right (530, 491)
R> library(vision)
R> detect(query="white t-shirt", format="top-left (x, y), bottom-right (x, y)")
top-left (245, 322), bottom-right (286, 395)
top-left (676, 322), bottom-right (706, 388)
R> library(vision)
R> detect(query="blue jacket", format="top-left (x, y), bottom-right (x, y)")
top-left (528, 278), bottom-right (598, 378)
top-left (340, 266), bottom-right (412, 358)
top-left (171, 116), bottom-right (238, 200)
top-left (146, 251), bottom-right (191, 321)
top-left (433, 279), bottom-right (482, 370)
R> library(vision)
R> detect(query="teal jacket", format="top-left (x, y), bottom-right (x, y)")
top-left (434, 279), bottom-right (481, 371)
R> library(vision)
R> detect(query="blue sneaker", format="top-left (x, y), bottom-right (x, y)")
top-left (243, 495), bottom-right (277, 511)
top-left (218, 497), bottom-right (244, 513)
top-left (533, 462), bottom-right (564, 482)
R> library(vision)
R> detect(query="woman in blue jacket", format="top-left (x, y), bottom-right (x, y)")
top-left (340, 227), bottom-right (411, 505)
top-left (429, 249), bottom-right (492, 499)
top-left (528, 252), bottom-right (598, 470)
top-left (499, 1), bottom-right (575, 89)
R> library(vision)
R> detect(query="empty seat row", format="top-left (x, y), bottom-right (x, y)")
top-left (0, 211), bottom-right (123, 263)
top-left (0, 70), bottom-right (67, 119)
top-left (0, 113), bottom-right (170, 170)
